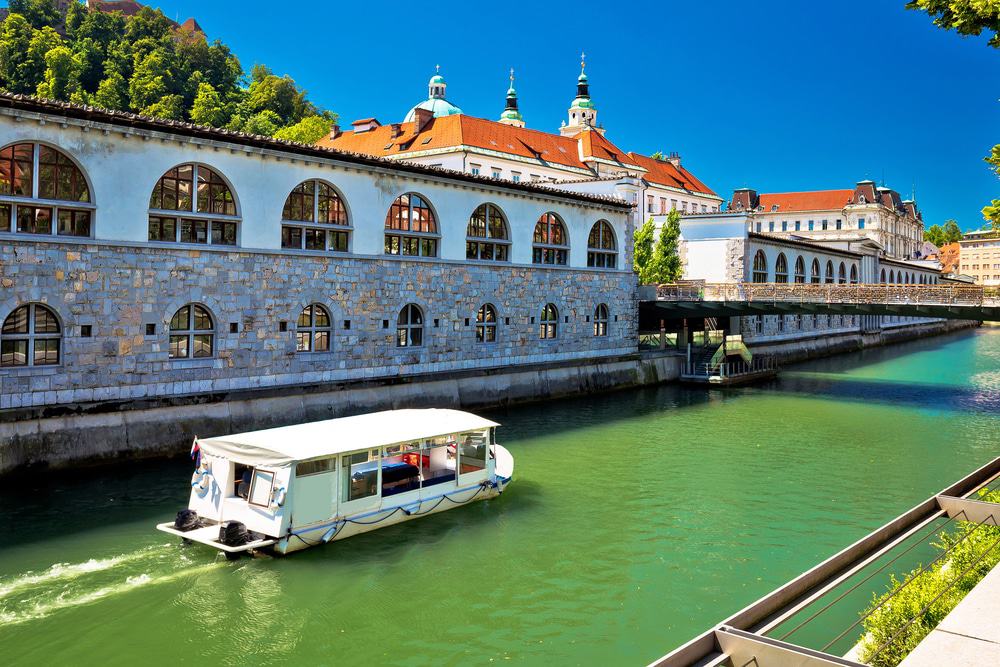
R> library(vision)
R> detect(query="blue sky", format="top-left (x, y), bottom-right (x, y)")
top-left (94, 1), bottom-right (1000, 229)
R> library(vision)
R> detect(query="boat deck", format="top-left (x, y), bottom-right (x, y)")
top-left (156, 522), bottom-right (277, 553)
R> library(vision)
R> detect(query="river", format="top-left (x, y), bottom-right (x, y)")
top-left (2, 328), bottom-right (999, 666)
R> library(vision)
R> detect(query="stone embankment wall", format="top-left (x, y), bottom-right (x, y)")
top-left (747, 319), bottom-right (976, 363)
top-left (0, 352), bottom-right (683, 475)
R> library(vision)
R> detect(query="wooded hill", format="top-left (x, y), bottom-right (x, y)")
top-left (0, 0), bottom-right (335, 143)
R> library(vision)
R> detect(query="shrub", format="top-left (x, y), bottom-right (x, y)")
top-left (857, 487), bottom-right (1000, 667)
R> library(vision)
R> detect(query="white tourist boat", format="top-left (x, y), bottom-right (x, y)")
top-left (156, 409), bottom-right (514, 557)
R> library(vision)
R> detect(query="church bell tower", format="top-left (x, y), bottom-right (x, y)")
top-left (560, 52), bottom-right (598, 136)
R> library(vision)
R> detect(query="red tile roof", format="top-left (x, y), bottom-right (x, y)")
top-left (757, 190), bottom-right (854, 213)
top-left (938, 242), bottom-right (961, 274)
top-left (321, 115), bottom-right (595, 171)
top-left (627, 152), bottom-right (717, 196)
top-left (575, 130), bottom-right (641, 169)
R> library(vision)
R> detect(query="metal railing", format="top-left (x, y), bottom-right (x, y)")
top-left (655, 282), bottom-right (1000, 308)
top-left (684, 355), bottom-right (776, 379)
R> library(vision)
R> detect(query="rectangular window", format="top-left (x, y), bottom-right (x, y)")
top-left (670, 199), bottom-right (677, 210)
top-left (808, 220), bottom-right (814, 231)
top-left (180, 219), bottom-right (208, 244)
top-left (342, 451), bottom-right (379, 502)
top-left (282, 226), bottom-right (302, 249)
top-left (836, 219), bottom-right (842, 230)
top-left (17, 207), bottom-right (52, 234)
top-left (470, 164), bottom-right (481, 176)
top-left (149, 216), bottom-right (176, 242)
top-left (296, 458), bottom-right (335, 477)
top-left (511, 172), bottom-right (520, 183)
top-left (768, 221), bottom-right (774, 232)
top-left (755, 222), bottom-right (762, 233)
top-left (0, 203), bottom-right (10, 232)
top-left (304, 228), bottom-right (325, 250)
top-left (822, 219), bottom-right (828, 230)
top-left (57, 209), bottom-right (91, 237)
top-left (794, 221), bottom-right (801, 231)
top-left (248, 469), bottom-right (275, 508)
top-left (211, 221), bottom-right (237, 246)
top-left (781, 221), bottom-right (788, 232)
top-left (491, 168), bottom-right (501, 179)
top-left (859, 218), bottom-right (866, 229)
top-left (647, 195), bottom-right (654, 212)
top-left (1, 339), bottom-right (27, 366)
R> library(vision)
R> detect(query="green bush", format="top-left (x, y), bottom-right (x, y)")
top-left (857, 487), bottom-right (1000, 667)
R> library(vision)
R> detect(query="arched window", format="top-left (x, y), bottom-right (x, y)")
top-left (296, 304), bottom-right (332, 352)
top-left (881, 268), bottom-right (886, 283)
top-left (752, 250), bottom-right (768, 283)
top-left (149, 164), bottom-right (238, 246)
top-left (587, 220), bottom-right (617, 268)
top-left (1, 303), bottom-right (60, 367)
top-left (540, 303), bottom-right (558, 339)
top-left (466, 204), bottom-right (510, 261)
top-left (396, 304), bottom-right (423, 347)
top-left (850, 265), bottom-right (858, 284)
top-left (168, 304), bottom-right (214, 359)
top-left (476, 304), bottom-right (497, 343)
top-left (825, 261), bottom-right (835, 284)
top-left (593, 304), bottom-right (609, 336)
top-left (533, 213), bottom-right (568, 265)
top-left (385, 193), bottom-right (437, 257)
top-left (281, 180), bottom-right (350, 252)
top-left (794, 256), bottom-right (806, 283)
top-left (811, 258), bottom-right (821, 284)
top-left (0, 143), bottom-right (93, 238)
top-left (775, 253), bottom-right (788, 283)
top-left (838, 262), bottom-right (847, 284)
top-left (889, 270), bottom-right (895, 284)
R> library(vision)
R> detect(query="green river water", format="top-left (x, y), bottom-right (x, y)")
top-left (2, 328), bottom-right (1000, 666)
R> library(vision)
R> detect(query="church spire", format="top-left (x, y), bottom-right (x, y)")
top-left (499, 68), bottom-right (525, 128)
top-left (560, 51), bottom-right (599, 136)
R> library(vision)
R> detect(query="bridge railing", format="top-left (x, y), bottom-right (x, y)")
top-left (655, 282), bottom-right (1000, 307)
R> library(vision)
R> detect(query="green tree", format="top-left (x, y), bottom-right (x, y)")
top-left (906, 0), bottom-right (1000, 47)
top-left (648, 209), bottom-right (683, 283)
top-left (0, 14), bottom-right (34, 93)
top-left (23, 26), bottom-right (63, 93)
top-left (190, 82), bottom-right (228, 127)
top-left (64, 1), bottom-right (86, 39)
top-left (942, 219), bottom-right (963, 243)
top-left (273, 114), bottom-right (335, 143)
top-left (924, 223), bottom-right (945, 246)
top-left (634, 217), bottom-right (656, 283)
top-left (128, 50), bottom-right (171, 111)
top-left (241, 109), bottom-right (282, 136)
top-left (93, 69), bottom-right (128, 110)
top-left (36, 45), bottom-right (80, 100)
top-left (141, 93), bottom-right (184, 120)
top-left (908, 1), bottom-right (1000, 229)
top-left (7, 0), bottom-right (60, 30)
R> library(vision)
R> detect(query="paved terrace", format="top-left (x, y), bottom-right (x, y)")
top-left (898, 562), bottom-right (1000, 666)
top-left (643, 283), bottom-right (1000, 321)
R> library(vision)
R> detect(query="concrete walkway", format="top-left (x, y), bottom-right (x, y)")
top-left (898, 563), bottom-right (1000, 666)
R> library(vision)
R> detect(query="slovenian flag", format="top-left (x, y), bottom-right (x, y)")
top-left (190, 436), bottom-right (200, 466)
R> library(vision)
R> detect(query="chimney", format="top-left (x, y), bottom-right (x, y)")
top-left (389, 123), bottom-right (402, 139)
top-left (328, 124), bottom-right (341, 140)
top-left (666, 151), bottom-right (681, 167)
top-left (412, 107), bottom-right (433, 133)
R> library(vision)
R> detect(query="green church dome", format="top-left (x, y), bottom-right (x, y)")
top-left (404, 97), bottom-right (463, 122)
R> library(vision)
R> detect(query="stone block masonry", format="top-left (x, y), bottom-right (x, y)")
top-left (0, 239), bottom-right (638, 412)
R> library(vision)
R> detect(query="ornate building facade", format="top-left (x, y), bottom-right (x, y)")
top-left (728, 181), bottom-right (924, 260)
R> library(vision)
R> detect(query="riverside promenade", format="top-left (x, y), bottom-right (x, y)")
top-left (899, 563), bottom-right (1000, 666)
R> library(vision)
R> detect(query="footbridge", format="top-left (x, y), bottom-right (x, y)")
top-left (643, 283), bottom-right (1000, 321)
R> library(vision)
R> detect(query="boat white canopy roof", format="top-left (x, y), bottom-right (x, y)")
top-left (196, 409), bottom-right (500, 466)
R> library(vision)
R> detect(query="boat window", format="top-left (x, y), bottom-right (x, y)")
top-left (234, 463), bottom-right (253, 498)
top-left (248, 469), bottom-right (275, 507)
top-left (458, 429), bottom-right (489, 475)
top-left (381, 442), bottom-right (421, 497)
top-left (342, 450), bottom-right (379, 502)
top-left (422, 436), bottom-right (457, 489)
top-left (296, 458), bottom-right (335, 477)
